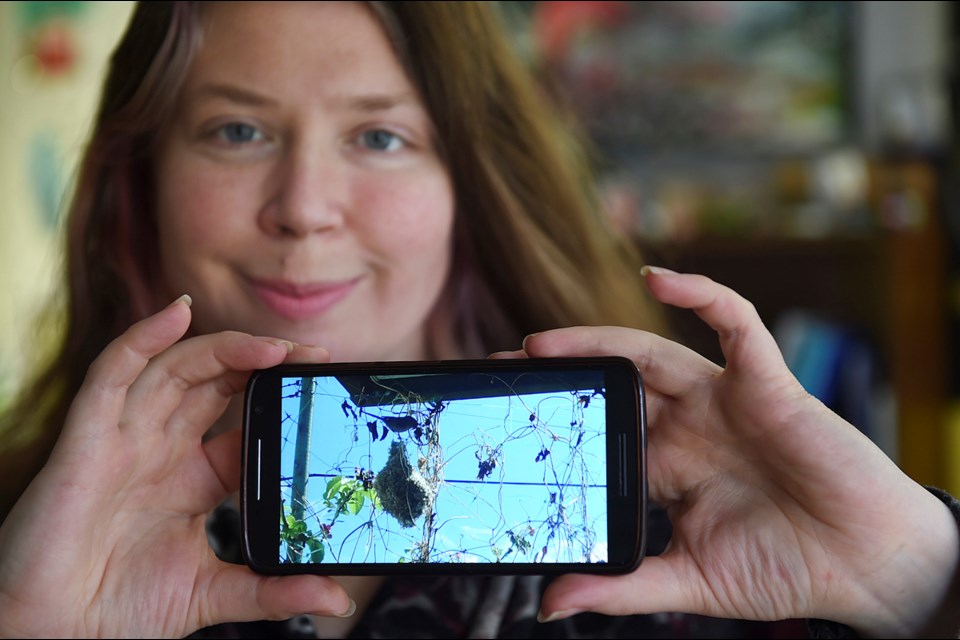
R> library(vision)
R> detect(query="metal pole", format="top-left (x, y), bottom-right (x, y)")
top-left (288, 376), bottom-right (314, 562)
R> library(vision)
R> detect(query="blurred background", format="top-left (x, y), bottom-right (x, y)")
top-left (2, 1), bottom-right (960, 493)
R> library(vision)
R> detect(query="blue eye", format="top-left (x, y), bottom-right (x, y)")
top-left (361, 129), bottom-right (403, 152)
top-left (218, 122), bottom-right (261, 144)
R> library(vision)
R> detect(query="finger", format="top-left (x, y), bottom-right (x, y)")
top-left (159, 341), bottom-right (328, 439)
top-left (170, 341), bottom-right (328, 437)
top-left (521, 326), bottom-right (720, 399)
top-left (201, 564), bottom-right (355, 626)
top-left (640, 267), bottom-right (785, 373)
top-left (282, 343), bottom-right (331, 364)
top-left (67, 296), bottom-right (194, 437)
top-left (539, 556), bottom-right (694, 621)
top-left (123, 332), bottom-right (294, 438)
top-left (486, 350), bottom-right (527, 359)
top-left (204, 429), bottom-right (243, 495)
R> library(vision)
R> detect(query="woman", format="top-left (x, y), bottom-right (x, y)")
top-left (1, 2), bottom-right (671, 638)
top-left (0, 1), bottom-right (663, 519)
top-left (2, 2), bottom-right (957, 639)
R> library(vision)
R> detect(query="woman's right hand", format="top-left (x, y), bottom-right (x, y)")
top-left (0, 296), bottom-right (353, 638)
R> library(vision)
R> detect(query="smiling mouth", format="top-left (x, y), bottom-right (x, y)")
top-left (249, 276), bottom-right (362, 321)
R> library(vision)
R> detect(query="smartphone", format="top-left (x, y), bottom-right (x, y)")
top-left (241, 357), bottom-right (646, 575)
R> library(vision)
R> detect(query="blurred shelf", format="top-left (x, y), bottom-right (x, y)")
top-left (634, 159), bottom-right (951, 487)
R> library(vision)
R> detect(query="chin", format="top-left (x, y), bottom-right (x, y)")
top-left (331, 335), bottom-right (426, 363)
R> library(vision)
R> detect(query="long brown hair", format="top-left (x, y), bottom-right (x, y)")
top-left (375, 3), bottom-right (664, 355)
top-left (0, 1), bottom-right (664, 520)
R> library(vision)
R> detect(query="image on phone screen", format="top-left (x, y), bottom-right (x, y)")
top-left (277, 368), bottom-right (613, 566)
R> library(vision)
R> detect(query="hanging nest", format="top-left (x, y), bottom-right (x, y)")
top-left (374, 441), bottom-right (431, 528)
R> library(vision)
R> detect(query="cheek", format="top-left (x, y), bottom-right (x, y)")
top-left (356, 171), bottom-right (455, 266)
top-left (155, 154), bottom-right (252, 267)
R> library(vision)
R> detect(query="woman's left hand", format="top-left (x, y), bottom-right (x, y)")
top-left (507, 269), bottom-right (959, 638)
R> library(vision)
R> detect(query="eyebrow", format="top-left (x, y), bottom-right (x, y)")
top-left (189, 83), bottom-right (419, 113)
top-left (191, 83), bottom-right (279, 108)
top-left (348, 93), bottom-right (419, 113)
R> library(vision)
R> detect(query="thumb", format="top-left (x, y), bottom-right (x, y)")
top-left (201, 564), bottom-right (355, 626)
top-left (539, 556), bottom-right (693, 621)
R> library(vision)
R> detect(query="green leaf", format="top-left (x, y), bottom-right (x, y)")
top-left (325, 476), bottom-right (344, 501)
top-left (347, 493), bottom-right (365, 515)
top-left (360, 488), bottom-right (382, 511)
top-left (306, 539), bottom-right (325, 563)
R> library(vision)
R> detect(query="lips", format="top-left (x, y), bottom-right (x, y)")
top-left (248, 276), bottom-right (362, 321)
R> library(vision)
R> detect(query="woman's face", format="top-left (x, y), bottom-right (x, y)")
top-left (154, 1), bottom-right (455, 361)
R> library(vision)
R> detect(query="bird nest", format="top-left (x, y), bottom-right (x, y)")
top-left (374, 441), bottom-right (432, 528)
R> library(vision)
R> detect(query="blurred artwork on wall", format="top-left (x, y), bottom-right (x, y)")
top-left (0, 1), bottom-right (134, 408)
top-left (508, 0), bottom-right (852, 159)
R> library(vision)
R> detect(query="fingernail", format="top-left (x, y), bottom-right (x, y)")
top-left (336, 599), bottom-right (357, 618)
top-left (521, 333), bottom-right (539, 350)
top-left (537, 609), bottom-right (578, 623)
top-left (640, 265), bottom-right (675, 277)
top-left (169, 294), bottom-right (192, 308)
top-left (258, 337), bottom-right (295, 353)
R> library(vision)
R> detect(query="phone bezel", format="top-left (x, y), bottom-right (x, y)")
top-left (240, 357), bottom-right (646, 575)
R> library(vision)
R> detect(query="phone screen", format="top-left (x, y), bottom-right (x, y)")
top-left (242, 358), bottom-right (645, 575)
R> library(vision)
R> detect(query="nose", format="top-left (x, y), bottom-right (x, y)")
top-left (259, 144), bottom-right (346, 238)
